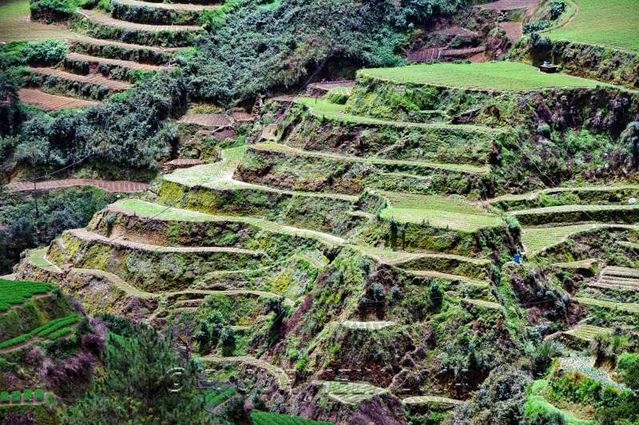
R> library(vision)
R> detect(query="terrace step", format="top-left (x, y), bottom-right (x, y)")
top-left (319, 381), bottom-right (388, 406)
top-left (70, 268), bottom-right (157, 299)
top-left (477, 0), bottom-right (539, 12)
top-left (576, 297), bottom-right (639, 315)
top-left (7, 179), bottom-right (149, 193)
top-left (79, 8), bottom-right (202, 32)
top-left (407, 270), bottom-right (493, 300)
top-left (178, 113), bottom-right (231, 128)
top-left (521, 223), bottom-right (639, 254)
top-left (250, 142), bottom-right (490, 176)
top-left (200, 355), bottom-right (291, 389)
top-left (70, 36), bottom-right (183, 65)
top-left (77, 9), bottom-right (203, 47)
top-left (462, 298), bottom-right (502, 311)
top-left (18, 88), bottom-right (99, 111)
top-left (618, 241), bottom-right (639, 251)
top-left (111, 0), bottom-right (219, 25)
top-left (26, 67), bottom-right (132, 100)
top-left (104, 199), bottom-right (346, 248)
top-left (64, 52), bottom-right (164, 81)
top-left (562, 325), bottom-right (613, 342)
top-left (402, 395), bottom-right (463, 409)
top-left (512, 204), bottom-right (639, 225)
top-left (360, 247), bottom-right (491, 280)
top-left (489, 185), bottom-right (639, 211)
top-left (114, 0), bottom-right (219, 12)
top-left (27, 248), bottom-right (62, 274)
top-left (66, 228), bottom-right (263, 255)
top-left (602, 266), bottom-right (639, 279)
top-left (341, 320), bottom-right (395, 331)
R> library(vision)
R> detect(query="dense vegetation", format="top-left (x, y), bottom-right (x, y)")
top-left (61, 320), bottom-right (222, 425)
top-left (184, 0), bottom-right (466, 105)
top-left (0, 278), bottom-right (52, 311)
top-left (0, 187), bottom-right (116, 274)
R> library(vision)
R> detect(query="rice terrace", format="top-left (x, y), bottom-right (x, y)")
top-left (0, 0), bottom-right (638, 423)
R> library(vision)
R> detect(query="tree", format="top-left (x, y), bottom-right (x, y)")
top-left (61, 323), bottom-right (215, 425)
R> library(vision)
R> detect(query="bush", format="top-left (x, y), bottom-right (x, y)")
top-left (30, 0), bottom-right (82, 22)
top-left (23, 40), bottom-right (68, 66)
top-left (617, 352), bottom-right (639, 391)
top-left (186, 0), bottom-right (466, 105)
top-left (34, 389), bottom-right (45, 402)
top-left (524, 21), bottom-right (551, 34)
top-left (549, 0), bottom-right (565, 20)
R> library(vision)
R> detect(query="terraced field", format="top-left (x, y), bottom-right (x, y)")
top-left (357, 62), bottom-right (619, 91)
top-left (546, 0), bottom-right (639, 52)
top-left (8, 3), bottom-right (639, 420)
top-left (0, 0), bottom-right (77, 42)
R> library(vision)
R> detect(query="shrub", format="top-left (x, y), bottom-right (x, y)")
top-left (22, 40), bottom-right (68, 66)
top-left (30, 0), bottom-right (82, 22)
top-left (23, 389), bottom-right (33, 402)
top-left (617, 352), bottom-right (639, 391)
top-left (549, 0), bottom-right (565, 20)
top-left (11, 390), bottom-right (20, 403)
top-left (34, 389), bottom-right (45, 402)
top-left (0, 391), bottom-right (9, 403)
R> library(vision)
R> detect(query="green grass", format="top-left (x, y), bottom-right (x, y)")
top-left (379, 191), bottom-right (502, 231)
top-left (28, 248), bottom-right (59, 272)
top-left (524, 394), bottom-right (594, 425)
top-left (250, 411), bottom-right (334, 425)
top-left (295, 98), bottom-right (498, 132)
top-left (0, 0), bottom-right (77, 42)
top-left (0, 279), bottom-right (53, 311)
top-left (546, 0), bottom-right (639, 52)
top-left (358, 62), bottom-right (621, 92)
top-left (522, 223), bottom-right (609, 253)
top-left (111, 199), bottom-right (345, 246)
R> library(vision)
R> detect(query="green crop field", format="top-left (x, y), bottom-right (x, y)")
top-left (250, 411), bottom-right (334, 425)
top-left (521, 223), bottom-right (603, 253)
top-left (547, 0), bottom-right (639, 53)
top-left (0, 279), bottom-right (53, 311)
top-left (358, 62), bottom-right (620, 92)
top-left (0, 314), bottom-right (80, 349)
top-left (0, 0), bottom-right (77, 42)
top-left (379, 192), bottom-right (503, 231)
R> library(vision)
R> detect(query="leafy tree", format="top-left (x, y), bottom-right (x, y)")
top-left (61, 323), bottom-right (215, 425)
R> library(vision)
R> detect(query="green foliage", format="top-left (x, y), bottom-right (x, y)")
top-left (61, 322), bottom-right (216, 425)
top-left (30, 0), bottom-right (83, 22)
top-left (34, 389), bottom-right (44, 402)
top-left (0, 187), bottom-right (116, 274)
top-left (188, 0), bottom-right (469, 105)
top-left (617, 352), bottom-right (639, 391)
top-left (453, 366), bottom-right (532, 424)
top-left (0, 279), bottom-right (52, 311)
top-left (250, 410), bottom-right (334, 424)
top-left (2, 69), bottom-right (186, 178)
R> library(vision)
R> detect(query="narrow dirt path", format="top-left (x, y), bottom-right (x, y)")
top-left (19, 88), bottom-right (99, 111)
top-left (7, 179), bottom-right (148, 193)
